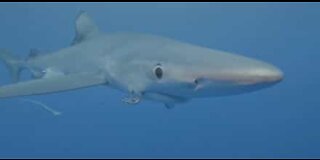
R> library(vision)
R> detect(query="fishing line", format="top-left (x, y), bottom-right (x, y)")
top-left (19, 98), bottom-right (62, 116)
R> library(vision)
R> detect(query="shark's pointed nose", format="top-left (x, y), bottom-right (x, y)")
top-left (254, 66), bottom-right (283, 83)
top-left (207, 62), bottom-right (284, 85)
top-left (237, 65), bottom-right (283, 85)
top-left (270, 68), bottom-right (283, 82)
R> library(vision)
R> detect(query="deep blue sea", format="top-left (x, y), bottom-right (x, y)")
top-left (0, 2), bottom-right (319, 158)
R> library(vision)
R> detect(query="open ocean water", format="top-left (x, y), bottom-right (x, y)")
top-left (0, 2), bottom-right (319, 158)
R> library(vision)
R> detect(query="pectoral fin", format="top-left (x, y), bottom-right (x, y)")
top-left (0, 72), bottom-right (107, 98)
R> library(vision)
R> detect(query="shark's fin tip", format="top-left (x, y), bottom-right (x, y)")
top-left (72, 11), bottom-right (99, 45)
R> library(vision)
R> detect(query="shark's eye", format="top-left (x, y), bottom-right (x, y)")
top-left (194, 79), bottom-right (199, 84)
top-left (154, 66), bottom-right (163, 79)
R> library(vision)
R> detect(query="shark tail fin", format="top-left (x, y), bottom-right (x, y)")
top-left (0, 49), bottom-right (24, 82)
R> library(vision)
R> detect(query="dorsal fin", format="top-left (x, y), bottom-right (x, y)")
top-left (71, 11), bottom-right (99, 45)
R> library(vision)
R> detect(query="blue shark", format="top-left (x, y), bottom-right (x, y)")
top-left (0, 12), bottom-right (283, 109)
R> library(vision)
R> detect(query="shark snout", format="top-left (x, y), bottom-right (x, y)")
top-left (197, 63), bottom-right (283, 86)
top-left (192, 64), bottom-right (283, 95)
top-left (235, 66), bottom-right (283, 85)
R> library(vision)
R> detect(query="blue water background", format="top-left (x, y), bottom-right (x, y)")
top-left (0, 2), bottom-right (319, 158)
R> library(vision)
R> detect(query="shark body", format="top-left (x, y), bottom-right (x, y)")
top-left (0, 12), bottom-right (283, 108)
